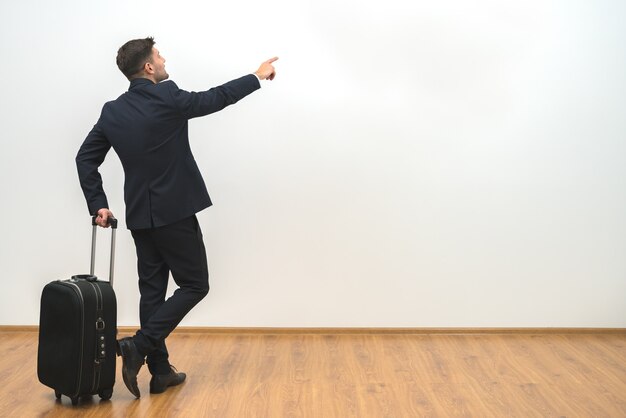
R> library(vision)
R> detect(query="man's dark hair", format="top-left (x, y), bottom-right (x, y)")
top-left (116, 37), bottom-right (155, 80)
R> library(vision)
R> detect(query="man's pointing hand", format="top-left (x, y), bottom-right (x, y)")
top-left (255, 57), bottom-right (279, 81)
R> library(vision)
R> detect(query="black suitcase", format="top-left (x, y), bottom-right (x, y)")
top-left (37, 216), bottom-right (118, 405)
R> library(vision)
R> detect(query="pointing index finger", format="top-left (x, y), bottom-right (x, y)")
top-left (266, 56), bottom-right (279, 64)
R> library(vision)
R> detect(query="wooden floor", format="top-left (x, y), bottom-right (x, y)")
top-left (1, 330), bottom-right (625, 417)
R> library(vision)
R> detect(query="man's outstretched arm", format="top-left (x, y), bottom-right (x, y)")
top-left (169, 57), bottom-right (279, 119)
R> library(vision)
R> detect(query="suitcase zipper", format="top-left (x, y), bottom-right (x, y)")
top-left (88, 282), bottom-right (104, 393)
top-left (59, 281), bottom-right (85, 398)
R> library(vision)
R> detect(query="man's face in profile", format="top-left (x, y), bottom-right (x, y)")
top-left (151, 47), bottom-right (169, 82)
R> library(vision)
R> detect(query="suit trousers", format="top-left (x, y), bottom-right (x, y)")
top-left (130, 215), bottom-right (210, 375)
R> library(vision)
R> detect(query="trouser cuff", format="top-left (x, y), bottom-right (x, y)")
top-left (148, 362), bottom-right (172, 375)
top-left (132, 331), bottom-right (155, 357)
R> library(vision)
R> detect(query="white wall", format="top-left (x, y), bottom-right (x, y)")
top-left (1, 0), bottom-right (624, 327)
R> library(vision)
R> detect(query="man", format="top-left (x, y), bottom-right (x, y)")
top-left (76, 37), bottom-right (277, 398)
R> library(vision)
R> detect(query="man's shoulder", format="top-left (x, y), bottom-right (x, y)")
top-left (105, 80), bottom-right (180, 105)
top-left (157, 79), bottom-right (179, 90)
top-left (151, 80), bottom-right (183, 101)
top-left (100, 94), bottom-right (126, 114)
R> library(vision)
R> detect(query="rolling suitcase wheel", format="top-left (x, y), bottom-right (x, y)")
top-left (54, 390), bottom-right (62, 400)
top-left (99, 388), bottom-right (113, 400)
top-left (71, 396), bottom-right (79, 406)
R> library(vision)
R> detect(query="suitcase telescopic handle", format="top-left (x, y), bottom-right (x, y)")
top-left (90, 215), bottom-right (118, 287)
top-left (91, 216), bottom-right (118, 229)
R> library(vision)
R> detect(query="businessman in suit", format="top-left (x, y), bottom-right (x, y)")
top-left (76, 37), bottom-right (277, 397)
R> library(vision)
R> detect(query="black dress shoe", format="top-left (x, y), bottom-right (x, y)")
top-left (116, 337), bottom-right (145, 398)
top-left (150, 366), bottom-right (186, 394)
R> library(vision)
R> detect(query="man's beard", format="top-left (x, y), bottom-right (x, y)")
top-left (157, 71), bottom-right (169, 82)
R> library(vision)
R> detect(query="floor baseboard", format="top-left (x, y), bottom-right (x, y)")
top-left (1, 325), bottom-right (624, 335)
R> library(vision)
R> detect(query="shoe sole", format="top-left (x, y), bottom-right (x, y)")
top-left (116, 340), bottom-right (141, 398)
top-left (150, 374), bottom-right (186, 394)
top-left (149, 386), bottom-right (167, 394)
top-left (150, 380), bottom-right (185, 394)
top-left (150, 379), bottom-right (185, 394)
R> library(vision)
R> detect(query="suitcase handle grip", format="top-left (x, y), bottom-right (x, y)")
top-left (91, 215), bottom-right (118, 229)
top-left (71, 274), bottom-right (98, 282)
top-left (90, 217), bottom-right (117, 287)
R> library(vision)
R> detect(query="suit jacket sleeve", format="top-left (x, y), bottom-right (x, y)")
top-left (75, 112), bottom-right (111, 215)
top-left (166, 74), bottom-right (261, 120)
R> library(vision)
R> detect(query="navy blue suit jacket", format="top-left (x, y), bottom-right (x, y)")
top-left (76, 74), bottom-right (260, 230)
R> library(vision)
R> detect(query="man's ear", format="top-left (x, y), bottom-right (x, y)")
top-left (144, 62), bottom-right (154, 74)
